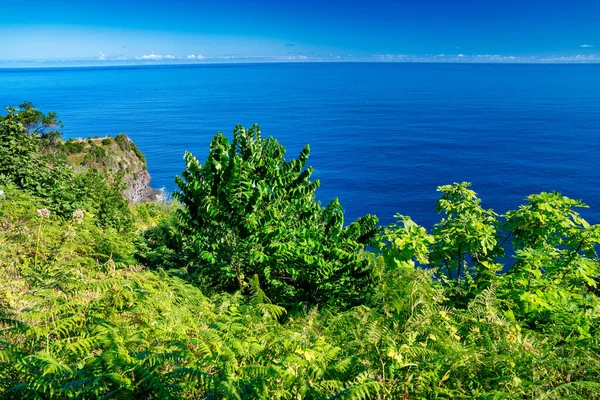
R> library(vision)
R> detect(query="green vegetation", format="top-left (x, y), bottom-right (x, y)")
top-left (63, 138), bottom-right (86, 154)
top-left (171, 125), bottom-right (377, 308)
top-left (0, 104), bottom-right (133, 230)
top-left (115, 133), bottom-right (147, 167)
top-left (1, 104), bottom-right (600, 399)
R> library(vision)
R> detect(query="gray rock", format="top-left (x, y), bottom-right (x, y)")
top-left (122, 170), bottom-right (164, 203)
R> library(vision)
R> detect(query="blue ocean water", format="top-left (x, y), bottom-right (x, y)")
top-left (1, 63), bottom-right (599, 228)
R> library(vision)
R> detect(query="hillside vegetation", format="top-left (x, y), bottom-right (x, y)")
top-left (1, 103), bottom-right (599, 399)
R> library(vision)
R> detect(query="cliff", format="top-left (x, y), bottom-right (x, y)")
top-left (62, 134), bottom-right (163, 203)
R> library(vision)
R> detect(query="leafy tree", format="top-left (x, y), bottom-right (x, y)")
top-left (430, 182), bottom-right (503, 292)
top-left (14, 101), bottom-right (63, 143)
top-left (0, 106), bottom-right (40, 187)
top-left (173, 124), bottom-right (378, 307)
top-left (63, 138), bottom-right (86, 153)
top-left (501, 192), bottom-right (600, 335)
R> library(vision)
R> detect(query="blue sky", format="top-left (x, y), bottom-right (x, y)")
top-left (1, 0), bottom-right (599, 62)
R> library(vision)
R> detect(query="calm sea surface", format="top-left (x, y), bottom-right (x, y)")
top-left (1, 63), bottom-right (599, 227)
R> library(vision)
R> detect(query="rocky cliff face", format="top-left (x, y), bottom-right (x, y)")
top-left (122, 168), bottom-right (163, 203)
top-left (63, 134), bottom-right (163, 203)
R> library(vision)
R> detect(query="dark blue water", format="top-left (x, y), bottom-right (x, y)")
top-left (1, 63), bottom-right (599, 227)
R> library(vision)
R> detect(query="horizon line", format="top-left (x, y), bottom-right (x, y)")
top-left (2, 58), bottom-right (600, 70)
top-left (2, 52), bottom-right (600, 67)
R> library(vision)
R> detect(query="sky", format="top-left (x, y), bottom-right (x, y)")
top-left (1, 0), bottom-right (599, 63)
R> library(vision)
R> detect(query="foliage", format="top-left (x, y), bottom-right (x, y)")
top-left (2, 184), bottom-right (598, 399)
top-left (63, 138), bottom-right (86, 153)
top-left (1, 105), bottom-right (599, 398)
top-left (83, 142), bottom-right (107, 164)
top-left (115, 133), bottom-right (146, 167)
top-left (135, 203), bottom-right (188, 270)
top-left (12, 101), bottom-right (63, 144)
top-left (2, 185), bottom-right (600, 399)
top-left (429, 182), bottom-right (504, 305)
top-left (501, 192), bottom-right (600, 337)
top-left (172, 124), bottom-right (378, 308)
top-left (0, 104), bottom-right (134, 231)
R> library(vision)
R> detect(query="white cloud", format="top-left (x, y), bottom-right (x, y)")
top-left (136, 53), bottom-right (176, 60)
top-left (580, 44), bottom-right (594, 48)
top-left (368, 53), bottom-right (600, 63)
top-left (76, 52), bottom-right (600, 65)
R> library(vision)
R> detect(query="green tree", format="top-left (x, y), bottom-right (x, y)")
top-left (501, 192), bottom-right (600, 335)
top-left (14, 101), bottom-right (63, 143)
top-left (173, 124), bottom-right (378, 308)
top-left (430, 183), bottom-right (503, 290)
top-left (0, 106), bottom-right (39, 186)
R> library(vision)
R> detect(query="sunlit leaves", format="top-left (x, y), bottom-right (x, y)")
top-left (429, 182), bottom-right (502, 293)
top-left (500, 192), bottom-right (600, 337)
top-left (2, 110), bottom-right (600, 399)
top-left (173, 124), bottom-right (378, 308)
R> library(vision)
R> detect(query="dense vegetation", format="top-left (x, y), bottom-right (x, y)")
top-left (1, 104), bottom-right (599, 399)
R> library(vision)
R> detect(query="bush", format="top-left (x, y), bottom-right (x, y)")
top-left (63, 138), bottom-right (86, 153)
top-left (172, 124), bottom-right (378, 308)
top-left (83, 143), bottom-right (107, 165)
top-left (115, 133), bottom-right (146, 166)
top-left (136, 207), bottom-right (186, 270)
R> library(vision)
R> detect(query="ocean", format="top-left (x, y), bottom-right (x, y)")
top-left (1, 62), bottom-right (599, 228)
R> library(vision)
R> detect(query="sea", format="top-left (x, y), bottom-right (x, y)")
top-left (1, 62), bottom-right (599, 228)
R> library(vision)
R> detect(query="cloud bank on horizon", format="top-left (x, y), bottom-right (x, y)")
top-left (0, 0), bottom-right (599, 64)
top-left (4, 53), bottom-right (600, 68)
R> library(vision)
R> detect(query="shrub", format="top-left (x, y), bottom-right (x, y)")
top-left (172, 124), bottom-right (378, 308)
top-left (63, 138), bottom-right (86, 153)
top-left (115, 133), bottom-right (146, 166)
